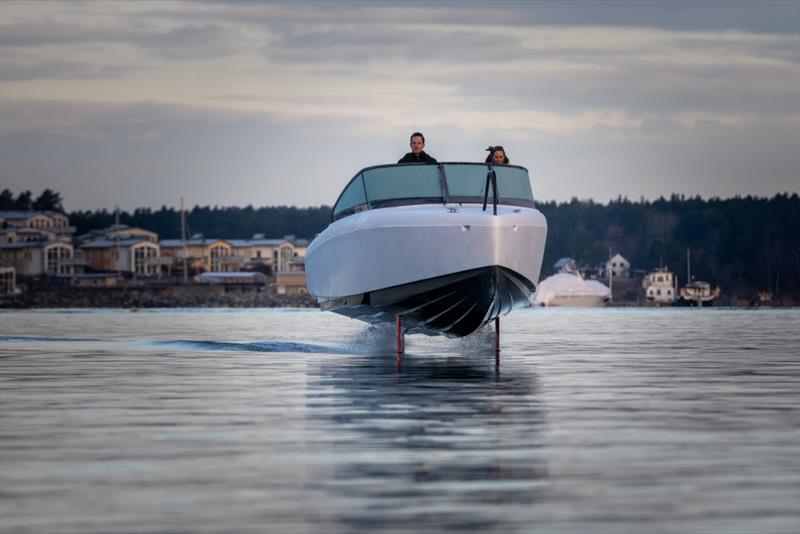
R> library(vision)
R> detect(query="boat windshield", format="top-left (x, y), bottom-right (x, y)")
top-left (332, 163), bottom-right (534, 221)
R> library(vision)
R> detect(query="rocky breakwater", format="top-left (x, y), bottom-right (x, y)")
top-left (1, 283), bottom-right (318, 309)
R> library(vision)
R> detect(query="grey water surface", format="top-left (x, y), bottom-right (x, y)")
top-left (1, 308), bottom-right (798, 534)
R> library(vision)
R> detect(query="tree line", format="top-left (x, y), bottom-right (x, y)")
top-left (0, 189), bottom-right (65, 213)
top-left (2, 189), bottom-right (798, 299)
top-left (535, 194), bottom-right (798, 300)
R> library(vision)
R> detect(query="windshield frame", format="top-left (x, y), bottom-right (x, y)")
top-left (331, 162), bottom-right (533, 222)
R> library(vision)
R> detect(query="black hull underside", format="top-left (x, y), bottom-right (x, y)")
top-left (320, 266), bottom-right (534, 338)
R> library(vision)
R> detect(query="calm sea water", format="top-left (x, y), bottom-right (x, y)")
top-left (1, 308), bottom-right (798, 534)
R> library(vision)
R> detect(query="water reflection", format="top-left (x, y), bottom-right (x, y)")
top-left (306, 334), bottom-right (548, 530)
top-left (2, 310), bottom-right (798, 533)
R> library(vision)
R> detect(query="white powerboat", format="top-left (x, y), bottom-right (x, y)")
top-left (305, 162), bottom-right (548, 337)
top-left (532, 272), bottom-right (610, 307)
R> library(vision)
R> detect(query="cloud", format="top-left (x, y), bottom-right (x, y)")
top-left (0, 18), bottom-right (249, 61)
top-left (0, 57), bottom-right (136, 82)
top-left (0, 21), bottom-right (133, 48)
top-left (137, 1), bottom-right (800, 35)
top-left (1, 99), bottom-right (797, 214)
top-left (267, 26), bottom-right (527, 64)
top-left (0, 1), bottom-right (797, 209)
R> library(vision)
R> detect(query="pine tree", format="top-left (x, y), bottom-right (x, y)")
top-left (32, 189), bottom-right (65, 212)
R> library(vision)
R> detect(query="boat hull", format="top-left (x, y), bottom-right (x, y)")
top-left (307, 204), bottom-right (547, 298)
top-left (306, 203), bottom-right (547, 337)
top-left (322, 265), bottom-right (534, 337)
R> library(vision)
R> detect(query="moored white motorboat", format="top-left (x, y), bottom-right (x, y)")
top-left (531, 272), bottom-right (610, 307)
top-left (305, 162), bottom-right (547, 337)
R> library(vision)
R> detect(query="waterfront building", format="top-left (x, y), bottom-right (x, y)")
top-left (0, 229), bottom-right (12, 244)
top-left (275, 253), bottom-right (308, 295)
top-left (0, 210), bottom-right (74, 237)
top-left (69, 273), bottom-right (121, 287)
top-left (249, 235), bottom-right (308, 273)
top-left (228, 239), bottom-right (256, 268)
top-left (160, 238), bottom-right (245, 273)
top-left (642, 267), bottom-right (677, 304)
top-left (0, 227), bottom-right (59, 244)
top-left (276, 271), bottom-right (308, 295)
top-left (205, 240), bottom-right (245, 272)
top-left (0, 240), bottom-right (75, 276)
top-left (0, 211), bottom-right (72, 251)
top-left (77, 224), bottom-right (168, 276)
top-left (160, 235), bottom-right (309, 274)
top-left (280, 254), bottom-right (306, 273)
top-left (553, 257), bottom-right (578, 274)
top-left (0, 266), bottom-right (16, 294)
top-left (197, 272), bottom-right (267, 285)
top-left (80, 239), bottom-right (162, 276)
top-left (160, 238), bottom-right (204, 273)
top-left (76, 224), bottom-right (157, 245)
top-left (606, 253), bottom-right (630, 278)
top-left (0, 211), bottom-right (82, 278)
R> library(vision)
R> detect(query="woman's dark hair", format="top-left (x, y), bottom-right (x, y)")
top-left (410, 132), bottom-right (425, 143)
top-left (485, 145), bottom-right (509, 164)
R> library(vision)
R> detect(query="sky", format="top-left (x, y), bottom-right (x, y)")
top-left (1, 0), bottom-right (798, 211)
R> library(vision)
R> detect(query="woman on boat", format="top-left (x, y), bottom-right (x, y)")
top-left (485, 146), bottom-right (509, 165)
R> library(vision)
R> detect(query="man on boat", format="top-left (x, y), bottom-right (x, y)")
top-left (398, 132), bottom-right (438, 164)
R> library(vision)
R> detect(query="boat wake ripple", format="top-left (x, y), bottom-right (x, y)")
top-left (154, 339), bottom-right (348, 354)
top-left (0, 335), bottom-right (350, 355)
top-left (0, 335), bottom-right (106, 343)
top-left (1, 328), bottom-right (497, 356)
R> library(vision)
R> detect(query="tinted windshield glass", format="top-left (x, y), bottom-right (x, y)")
top-left (333, 174), bottom-right (366, 217)
top-left (443, 164), bottom-right (532, 203)
top-left (363, 165), bottom-right (442, 202)
top-left (444, 164), bottom-right (489, 198)
top-left (332, 163), bottom-right (533, 221)
top-left (494, 166), bottom-right (533, 202)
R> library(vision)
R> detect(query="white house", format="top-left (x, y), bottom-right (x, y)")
top-left (606, 253), bottom-right (630, 278)
top-left (642, 267), bottom-right (677, 304)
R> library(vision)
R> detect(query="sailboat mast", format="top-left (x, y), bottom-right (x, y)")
top-left (115, 205), bottom-right (121, 277)
top-left (686, 248), bottom-right (691, 283)
top-left (181, 197), bottom-right (188, 284)
top-left (608, 247), bottom-right (613, 304)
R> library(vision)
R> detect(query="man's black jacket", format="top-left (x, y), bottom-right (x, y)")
top-left (397, 151), bottom-right (438, 164)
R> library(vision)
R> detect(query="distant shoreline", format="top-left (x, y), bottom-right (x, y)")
top-left (0, 284), bottom-right (318, 310)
